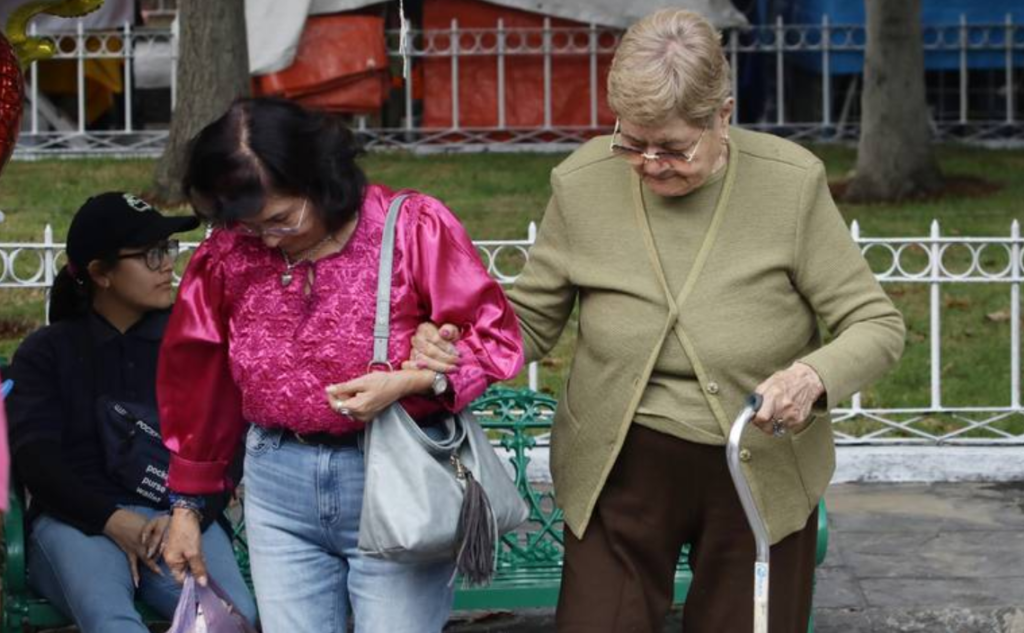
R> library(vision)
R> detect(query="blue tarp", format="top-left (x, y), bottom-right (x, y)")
top-left (784, 0), bottom-right (1024, 75)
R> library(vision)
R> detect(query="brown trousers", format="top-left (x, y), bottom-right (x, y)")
top-left (556, 425), bottom-right (818, 633)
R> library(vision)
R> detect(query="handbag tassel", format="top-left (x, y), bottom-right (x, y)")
top-left (454, 465), bottom-right (498, 586)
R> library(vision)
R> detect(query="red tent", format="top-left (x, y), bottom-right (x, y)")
top-left (421, 0), bottom-right (616, 130)
top-left (246, 0), bottom-right (746, 124)
top-left (253, 14), bottom-right (389, 114)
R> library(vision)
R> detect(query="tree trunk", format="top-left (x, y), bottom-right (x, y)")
top-left (843, 0), bottom-right (942, 203)
top-left (150, 0), bottom-right (249, 206)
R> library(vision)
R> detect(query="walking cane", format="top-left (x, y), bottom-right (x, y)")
top-left (726, 393), bottom-right (770, 633)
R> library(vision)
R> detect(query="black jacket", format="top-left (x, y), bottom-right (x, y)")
top-left (6, 310), bottom-right (239, 535)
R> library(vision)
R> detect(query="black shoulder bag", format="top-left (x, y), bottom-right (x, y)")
top-left (95, 396), bottom-right (171, 506)
top-left (74, 319), bottom-right (171, 506)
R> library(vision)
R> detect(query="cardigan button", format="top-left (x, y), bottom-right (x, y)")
top-left (739, 449), bottom-right (752, 462)
top-left (706, 381), bottom-right (720, 395)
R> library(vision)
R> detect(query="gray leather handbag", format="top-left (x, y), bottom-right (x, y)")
top-left (357, 195), bottom-right (529, 585)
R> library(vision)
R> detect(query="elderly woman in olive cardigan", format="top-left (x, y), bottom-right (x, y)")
top-left (412, 8), bottom-right (904, 633)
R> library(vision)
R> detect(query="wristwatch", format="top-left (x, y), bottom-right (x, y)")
top-left (431, 371), bottom-right (450, 397)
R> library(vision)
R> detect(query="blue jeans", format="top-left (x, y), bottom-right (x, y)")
top-left (27, 504), bottom-right (257, 633)
top-left (243, 425), bottom-right (455, 633)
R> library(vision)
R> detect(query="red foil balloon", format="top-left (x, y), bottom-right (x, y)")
top-left (0, 31), bottom-right (23, 176)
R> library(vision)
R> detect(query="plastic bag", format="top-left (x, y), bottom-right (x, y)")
top-left (167, 574), bottom-right (256, 633)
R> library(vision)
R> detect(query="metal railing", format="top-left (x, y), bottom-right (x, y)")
top-left (835, 220), bottom-right (1024, 445)
top-left (2, 221), bottom-right (1023, 446)
top-left (17, 21), bottom-right (175, 157)
top-left (12, 14), bottom-right (1024, 157)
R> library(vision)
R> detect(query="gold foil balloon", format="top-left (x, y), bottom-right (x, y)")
top-left (8, 0), bottom-right (106, 65)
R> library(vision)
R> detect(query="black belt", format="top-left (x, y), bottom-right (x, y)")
top-left (284, 429), bottom-right (360, 448)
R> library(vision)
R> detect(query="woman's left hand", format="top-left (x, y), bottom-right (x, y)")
top-left (326, 370), bottom-right (432, 422)
top-left (751, 362), bottom-right (826, 436)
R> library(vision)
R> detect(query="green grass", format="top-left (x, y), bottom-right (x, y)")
top-left (0, 159), bottom-right (162, 242)
top-left (808, 145), bottom-right (1024, 438)
top-left (2, 145), bottom-right (1024, 439)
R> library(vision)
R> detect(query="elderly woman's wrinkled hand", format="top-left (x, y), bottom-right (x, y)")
top-left (752, 363), bottom-right (825, 436)
top-left (403, 322), bottom-right (461, 373)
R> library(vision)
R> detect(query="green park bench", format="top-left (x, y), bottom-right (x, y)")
top-left (0, 385), bottom-right (828, 632)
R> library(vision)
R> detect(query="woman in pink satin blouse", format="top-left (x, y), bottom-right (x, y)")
top-left (158, 98), bottom-right (524, 633)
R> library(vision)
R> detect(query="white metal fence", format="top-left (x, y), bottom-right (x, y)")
top-left (837, 220), bottom-right (1024, 445)
top-left (16, 21), bottom-right (175, 156)
top-left (2, 221), bottom-right (1023, 446)
top-left (12, 14), bottom-right (1024, 157)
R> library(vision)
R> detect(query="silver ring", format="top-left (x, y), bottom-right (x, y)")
top-left (771, 418), bottom-right (787, 437)
top-left (332, 401), bottom-right (351, 416)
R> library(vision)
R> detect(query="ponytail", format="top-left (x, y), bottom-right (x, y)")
top-left (48, 265), bottom-right (90, 324)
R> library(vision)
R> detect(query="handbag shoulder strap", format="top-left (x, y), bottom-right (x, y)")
top-left (372, 194), bottom-right (411, 366)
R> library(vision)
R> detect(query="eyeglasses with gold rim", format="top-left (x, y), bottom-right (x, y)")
top-left (609, 119), bottom-right (707, 165)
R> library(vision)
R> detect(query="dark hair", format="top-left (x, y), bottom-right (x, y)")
top-left (49, 255), bottom-right (117, 324)
top-left (183, 97), bottom-right (367, 232)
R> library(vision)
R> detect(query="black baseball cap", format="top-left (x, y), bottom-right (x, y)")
top-left (65, 192), bottom-right (200, 273)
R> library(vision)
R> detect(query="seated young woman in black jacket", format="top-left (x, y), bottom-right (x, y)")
top-left (6, 193), bottom-right (256, 632)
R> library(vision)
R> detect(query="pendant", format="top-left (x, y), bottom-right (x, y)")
top-left (280, 271), bottom-right (293, 287)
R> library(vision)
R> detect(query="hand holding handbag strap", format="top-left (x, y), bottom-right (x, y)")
top-left (369, 193), bottom-right (468, 450)
top-left (372, 194), bottom-right (410, 368)
top-left (362, 190), bottom-right (520, 581)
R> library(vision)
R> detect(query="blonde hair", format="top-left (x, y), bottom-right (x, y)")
top-left (607, 9), bottom-right (731, 127)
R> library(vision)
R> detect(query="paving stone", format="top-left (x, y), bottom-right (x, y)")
top-left (861, 577), bottom-right (1024, 609)
top-left (815, 566), bottom-right (868, 609)
top-left (817, 607), bottom-right (1024, 633)
top-left (825, 482), bottom-right (1024, 533)
top-left (838, 530), bottom-right (1024, 579)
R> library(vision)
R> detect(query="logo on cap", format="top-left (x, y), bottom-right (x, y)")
top-left (123, 193), bottom-right (153, 213)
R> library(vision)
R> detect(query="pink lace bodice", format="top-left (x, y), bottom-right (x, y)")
top-left (158, 185), bottom-right (524, 493)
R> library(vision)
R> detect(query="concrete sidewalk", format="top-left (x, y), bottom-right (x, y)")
top-left (815, 482), bottom-right (1024, 633)
top-left (447, 482), bottom-right (1024, 632)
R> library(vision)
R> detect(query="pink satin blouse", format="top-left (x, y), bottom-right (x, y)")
top-left (157, 186), bottom-right (524, 494)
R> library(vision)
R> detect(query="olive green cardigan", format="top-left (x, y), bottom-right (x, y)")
top-left (507, 128), bottom-right (905, 544)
